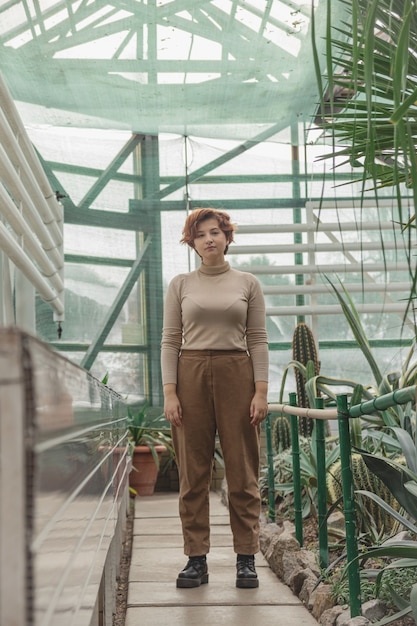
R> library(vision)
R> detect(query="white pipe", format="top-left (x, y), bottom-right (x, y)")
top-left (1, 254), bottom-right (14, 325)
top-left (236, 221), bottom-right (399, 234)
top-left (0, 222), bottom-right (64, 316)
top-left (239, 261), bottom-right (410, 274)
top-left (15, 270), bottom-right (35, 333)
top-left (0, 143), bottom-right (63, 269)
top-left (230, 240), bottom-right (406, 255)
top-left (305, 199), bottom-right (407, 210)
top-left (262, 282), bottom-right (412, 295)
top-left (53, 204), bottom-right (64, 323)
top-left (0, 107), bottom-right (62, 246)
top-left (0, 73), bottom-right (62, 223)
top-left (0, 183), bottom-right (64, 291)
top-left (266, 303), bottom-right (412, 316)
top-left (268, 403), bottom-right (338, 420)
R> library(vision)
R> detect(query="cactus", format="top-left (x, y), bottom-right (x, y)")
top-left (292, 322), bottom-right (321, 437)
top-left (272, 414), bottom-right (291, 453)
top-left (327, 453), bottom-right (401, 533)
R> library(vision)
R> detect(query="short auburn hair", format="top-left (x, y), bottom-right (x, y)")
top-left (180, 208), bottom-right (236, 253)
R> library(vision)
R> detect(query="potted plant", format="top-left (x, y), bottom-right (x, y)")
top-left (127, 403), bottom-right (174, 496)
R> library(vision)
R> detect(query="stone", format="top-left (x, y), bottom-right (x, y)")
top-left (288, 565), bottom-right (314, 595)
top-left (264, 531), bottom-right (300, 579)
top-left (362, 599), bottom-right (387, 621)
top-left (259, 520), bottom-right (283, 554)
top-left (334, 599), bottom-right (385, 626)
top-left (282, 548), bottom-right (320, 588)
top-left (310, 583), bottom-right (334, 620)
top-left (299, 573), bottom-right (321, 609)
top-left (336, 609), bottom-right (370, 626)
top-left (320, 605), bottom-right (344, 626)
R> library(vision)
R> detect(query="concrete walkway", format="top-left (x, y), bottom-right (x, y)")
top-left (125, 492), bottom-right (319, 626)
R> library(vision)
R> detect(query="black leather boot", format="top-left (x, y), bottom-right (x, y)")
top-left (236, 554), bottom-right (259, 588)
top-left (176, 555), bottom-right (209, 588)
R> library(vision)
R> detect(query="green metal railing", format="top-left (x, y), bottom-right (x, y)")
top-left (266, 385), bottom-right (417, 619)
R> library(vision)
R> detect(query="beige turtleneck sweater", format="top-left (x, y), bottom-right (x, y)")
top-left (161, 261), bottom-right (269, 385)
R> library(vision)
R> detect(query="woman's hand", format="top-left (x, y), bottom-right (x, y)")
top-left (249, 382), bottom-right (268, 427)
top-left (163, 384), bottom-right (183, 427)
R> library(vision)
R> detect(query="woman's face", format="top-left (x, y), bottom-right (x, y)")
top-left (193, 217), bottom-right (228, 265)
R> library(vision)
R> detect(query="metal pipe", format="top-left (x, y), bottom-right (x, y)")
top-left (266, 303), bottom-right (411, 316)
top-left (0, 107), bottom-right (62, 245)
top-left (0, 222), bottom-right (63, 315)
top-left (349, 386), bottom-right (416, 417)
top-left (0, 72), bottom-right (61, 223)
top-left (0, 145), bottom-right (63, 268)
top-left (230, 240), bottom-right (406, 255)
top-left (236, 220), bottom-right (399, 234)
top-left (262, 282), bottom-right (411, 295)
top-left (305, 199), bottom-right (400, 210)
top-left (0, 184), bottom-right (63, 291)
top-left (337, 394), bottom-right (361, 618)
top-left (0, 252), bottom-right (14, 324)
top-left (264, 413), bottom-right (276, 523)
top-left (269, 403), bottom-right (338, 420)
top-left (315, 397), bottom-right (328, 570)
top-left (241, 261), bottom-right (410, 275)
top-left (289, 392), bottom-right (303, 546)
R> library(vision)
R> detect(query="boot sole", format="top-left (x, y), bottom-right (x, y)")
top-left (236, 578), bottom-right (259, 588)
top-left (176, 573), bottom-right (209, 588)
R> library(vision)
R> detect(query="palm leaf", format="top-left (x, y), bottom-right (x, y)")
top-left (313, 0), bottom-right (417, 317)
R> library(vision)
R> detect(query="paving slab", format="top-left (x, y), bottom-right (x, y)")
top-left (127, 492), bottom-right (318, 625)
top-left (125, 605), bottom-right (319, 626)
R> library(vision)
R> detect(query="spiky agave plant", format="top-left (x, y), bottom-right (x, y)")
top-left (327, 453), bottom-right (401, 538)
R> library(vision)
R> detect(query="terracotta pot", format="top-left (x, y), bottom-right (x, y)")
top-left (130, 445), bottom-right (167, 496)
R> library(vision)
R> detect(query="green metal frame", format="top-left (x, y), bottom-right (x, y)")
top-left (271, 385), bottom-right (417, 619)
top-left (80, 235), bottom-right (152, 371)
top-left (315, 397), bottom-right (328, 570)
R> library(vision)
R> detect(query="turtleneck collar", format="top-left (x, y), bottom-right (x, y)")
top-left (198, 261), bottom-right (230, 276)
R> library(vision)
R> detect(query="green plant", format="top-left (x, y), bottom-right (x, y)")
top-left (292, 322), bottom-right (321, 437)
top-left (272, 414), bottom-right (291, 454)
top-left (261, 432), bottom-right (340, 519)
top-left (127, 403), bottom-right (174, 469)
top-left (313, 0), bottom-right (417, 199)
top-left (311, 0), bottom-right (417, 313)
top-left (327, 453), bottom-right (401, 540)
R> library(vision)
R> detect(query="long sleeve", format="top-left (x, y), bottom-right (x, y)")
top-left (160, 265), bottom-right (269, 385)
top-left (160, 276), bottom-right (183, 385)
top-left (246, 277), bottom-right (269, 382)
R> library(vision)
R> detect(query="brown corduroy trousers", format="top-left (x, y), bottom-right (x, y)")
top-left (173, 349), bottom-right (261, 557)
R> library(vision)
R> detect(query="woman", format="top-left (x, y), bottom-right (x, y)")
top-left (161, 208), bottom-right (269, 589)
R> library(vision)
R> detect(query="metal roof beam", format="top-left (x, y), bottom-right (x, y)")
top-left (152, 122), bottom-right (285, 199)
top-left (78, 134), bottom-right (142, 210)
top-left (80, 234), bottom-right (152, 371)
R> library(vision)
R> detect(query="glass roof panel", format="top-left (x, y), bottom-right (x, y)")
top-left (0, 0), bottom-right (347, 141)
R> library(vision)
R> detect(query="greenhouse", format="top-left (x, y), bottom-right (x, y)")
top-left (0, 1), bottom-right (416, 625)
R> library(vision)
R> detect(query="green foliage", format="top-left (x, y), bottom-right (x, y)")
top-left (292, 322), bottom-right (321, 437)
top-left (327, 453), bottom-right (401, 539)
top-left (312, 0), bottom-right (417, 317)
top-left (272, 414), bottom-right (291, 454)
top-left (260, 432), bottom-right (340, 519)
top-left (127, 403), bottom-right (174, 468)
top-left (312, 0), bottom-right (417, 197)
top-left (329, 563), bottom-right (417, 613)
